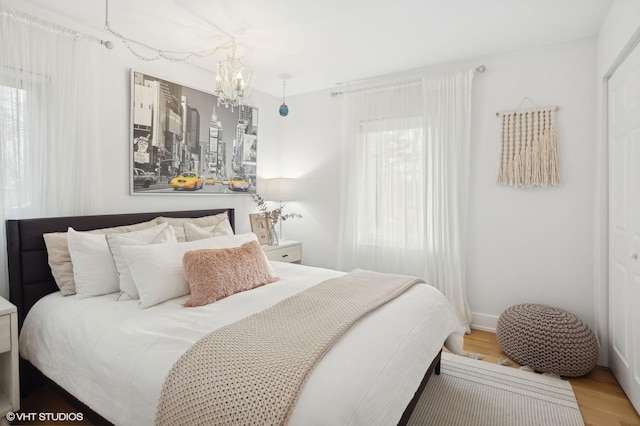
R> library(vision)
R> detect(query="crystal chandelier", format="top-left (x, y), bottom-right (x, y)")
top-left (215, 40), bottom-right (256, 110)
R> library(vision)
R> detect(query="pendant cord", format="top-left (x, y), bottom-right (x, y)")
top-left (282, 80), bottom-right (286, 103)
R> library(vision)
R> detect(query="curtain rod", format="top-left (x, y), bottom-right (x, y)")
top-left (0, 4), bottom-right (113, 49)
top-left (330, 65), bottom-right (485, 97)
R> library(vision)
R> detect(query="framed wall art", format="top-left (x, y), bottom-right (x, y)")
top-left (130, 70), bottom-right (259, 195)
top-left (249, 213), bottom-right (270, 245)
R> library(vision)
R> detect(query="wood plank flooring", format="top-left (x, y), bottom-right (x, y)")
top-left (12, 329), bottom-right (640, 425)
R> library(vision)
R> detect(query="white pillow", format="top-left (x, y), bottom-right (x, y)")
top-left (43, 219), bottom-right (158, 296)
top-left (121, 233), bottom-right (273, 308)
top-left (67, 228), bottom-right (118, 298)
top-left (155, 213), bottom-right (232, 242)
top-left (184, 219), bottom-right (234, 241)
top-left (106, 223), bottom-right (177, 300)
top-left (67, 222), bottom-right (177, 298)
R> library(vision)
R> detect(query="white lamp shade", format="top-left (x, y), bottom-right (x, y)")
top-left (263, 178), bottom-right (296, 201)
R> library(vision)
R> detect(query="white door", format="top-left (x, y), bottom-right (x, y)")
top-left (609, 40), bottom-right (640, 414)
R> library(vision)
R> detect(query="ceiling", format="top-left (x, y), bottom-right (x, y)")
top-left (15, 0), bottom-right (613, 97)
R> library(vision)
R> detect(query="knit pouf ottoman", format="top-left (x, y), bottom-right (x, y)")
top-left (496, 303), bottom-right (598, 377)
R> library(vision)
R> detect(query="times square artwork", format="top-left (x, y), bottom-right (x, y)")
top-left (130, 70), bottom-right (258, 194)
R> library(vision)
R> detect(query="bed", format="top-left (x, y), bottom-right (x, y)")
top-left (6, 208), bottom-right (465, 425)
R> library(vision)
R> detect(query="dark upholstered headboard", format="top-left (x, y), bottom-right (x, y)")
top-left (6, 208), bottom-right (235, 329)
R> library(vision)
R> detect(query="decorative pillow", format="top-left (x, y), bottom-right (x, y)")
top-left (43, 219), bottom-right (158, 295)
top-left (183, 220), bottom-right (234, 241)
top-left (183, 240), bottom-right (278, 307)
top-left (106, 223), bottom-right (177, 300)
top-left (155, 213), bottom-right (232, 242)
top-left (68, 222), bottom-right (175, 298)
top-left (121, 233), bottom-right (272, 309)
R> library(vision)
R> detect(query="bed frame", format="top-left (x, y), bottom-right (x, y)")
top-left (5, 207), bottom-right (439, 425)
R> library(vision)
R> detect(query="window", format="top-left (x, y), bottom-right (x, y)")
top-left (0, 84), bottom-right (27, 209)
top-left (354, 116), bottom-right (425, 250)
top-left (339, 72), bottom-right (474, 328)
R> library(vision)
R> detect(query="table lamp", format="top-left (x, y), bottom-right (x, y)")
top-left (263, 178), bottom-right (296, 243)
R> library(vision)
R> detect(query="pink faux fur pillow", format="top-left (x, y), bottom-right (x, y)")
top-left (183, 240), bottom-right (278, 307)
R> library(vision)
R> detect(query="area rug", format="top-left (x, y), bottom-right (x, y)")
top-left (408, 352), bottom-right (585, 426)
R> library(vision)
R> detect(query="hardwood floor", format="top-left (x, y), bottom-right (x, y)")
top-left (12, 329), bottom-right (640, 425)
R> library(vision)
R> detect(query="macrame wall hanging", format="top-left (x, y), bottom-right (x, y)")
top-left (496, 101), bottom-right (560, 188)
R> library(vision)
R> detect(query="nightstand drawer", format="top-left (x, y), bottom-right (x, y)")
top-left (0, 315), bottom-right (11, 353)
top-left (264, 244), bottom-right (301, 263)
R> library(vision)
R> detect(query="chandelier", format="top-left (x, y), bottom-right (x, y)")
top-left (215, 40), bottom-right (256, 110)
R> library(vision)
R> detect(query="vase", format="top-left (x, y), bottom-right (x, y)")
top-left (267, 225), bottom-right (279, 246)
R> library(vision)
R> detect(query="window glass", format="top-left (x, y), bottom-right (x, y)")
top-left (0, 85), bottom-right (27, 209)
top-left (355, 115), bottom-right (425, 249)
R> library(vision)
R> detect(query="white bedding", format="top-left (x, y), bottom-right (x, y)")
top-left (20, 262), bottom-right (465, 426)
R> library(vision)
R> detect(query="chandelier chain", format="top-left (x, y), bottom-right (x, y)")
top-left (103, 0), bottom-right (255, 108)
top-left (104, 0), bottom-right (234, 62)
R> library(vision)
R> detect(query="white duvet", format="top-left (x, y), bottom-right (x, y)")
top-left (20, 262), bottom-right (465, 426)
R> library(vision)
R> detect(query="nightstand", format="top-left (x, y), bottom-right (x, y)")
top-left (262, 240), bottom-right (302, 264)
top-left (0, 298), bottom-right (18, 419)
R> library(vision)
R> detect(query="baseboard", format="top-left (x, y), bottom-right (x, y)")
top-left (470, 312), bottom-right (500, 333)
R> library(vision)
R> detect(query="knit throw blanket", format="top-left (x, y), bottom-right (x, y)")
top-left (155, 269), bottom-right (423, 426)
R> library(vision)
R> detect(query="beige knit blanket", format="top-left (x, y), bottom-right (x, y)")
top-left (155, 269), bottom-right (424, 426)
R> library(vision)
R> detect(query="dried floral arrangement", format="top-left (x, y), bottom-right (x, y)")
top-left (251, 193), bottom-right (302, 225)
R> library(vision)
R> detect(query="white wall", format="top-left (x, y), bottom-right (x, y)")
top-left (466, 40), bottom-right (597, 331)
top-left (597, 0), bottom-right (640, 76)
top-left (276, 92), bottom-right (342, 269)
top-left (281, 39), bottom-right (599, 332)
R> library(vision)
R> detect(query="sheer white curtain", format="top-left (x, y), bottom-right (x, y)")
top-left (0, 5), bottom-right (104, 297)
top-left (338, 70), bottom-right (474, 331)
top-left (339, 81), bottom-right (427, 275)
top-left (423, 70), bottom-right (474, 332)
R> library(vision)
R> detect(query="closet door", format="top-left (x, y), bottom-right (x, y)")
top-left (609, 40), bottom-right (640, 414)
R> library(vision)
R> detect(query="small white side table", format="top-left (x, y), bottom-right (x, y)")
top-left (0, 297), bottom-right (19, 422)
top-left (262, 240), bottom-right (302, 264)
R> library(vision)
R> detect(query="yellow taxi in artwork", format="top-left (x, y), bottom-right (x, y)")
top-left (170, 172), bottom-right (204, 191)
top-left (228, 176), bottom-right (250, 192)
